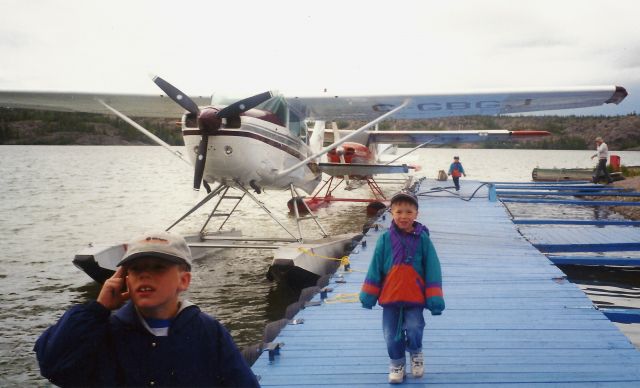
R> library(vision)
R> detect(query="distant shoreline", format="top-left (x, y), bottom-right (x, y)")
top-left (2, 108), bottom-right (639, 150)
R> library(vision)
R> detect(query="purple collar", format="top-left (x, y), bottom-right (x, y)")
top-left (390, 221), bottom-right (427, 264)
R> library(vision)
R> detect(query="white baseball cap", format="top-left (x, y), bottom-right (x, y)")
top-left (117, 231), bottom-right (192, 270)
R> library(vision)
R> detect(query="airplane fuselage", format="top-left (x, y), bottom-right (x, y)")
top-left (326, 142), bottom-right (374, 165)
top-left (181, 110), bottom-right (321, 194)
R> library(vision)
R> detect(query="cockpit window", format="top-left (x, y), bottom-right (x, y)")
top-left (288, 110), bottom-right (308, 141)
top-left (256, 96), bottom-right (288, 126)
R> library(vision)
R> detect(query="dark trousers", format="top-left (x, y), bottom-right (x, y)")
top-left (452, 176), bottom-right (461, 191)
top-left (594, 159), bottom-right (612, 183)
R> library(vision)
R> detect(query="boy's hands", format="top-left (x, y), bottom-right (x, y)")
top-left (97, 267), bottom-right (130, 310)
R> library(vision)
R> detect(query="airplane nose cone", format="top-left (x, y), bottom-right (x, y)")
top-left (198, 108), bottom-right (222, 133)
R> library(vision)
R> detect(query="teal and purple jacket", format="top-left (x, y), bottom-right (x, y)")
top-left (360, 221), bottom-right (445, 315)
top-left (448, 162), bottom-right (465, 177)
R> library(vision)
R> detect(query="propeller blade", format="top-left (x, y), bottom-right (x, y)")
top-left (193, 135), bottom-right (209, 190)
top-left (217, 91), bottom-right (273, 118)
top-left (152, 75), bottom-right (200, 115)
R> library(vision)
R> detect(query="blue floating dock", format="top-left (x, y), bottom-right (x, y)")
top-left (497, 191), bottom-right (640, 197)
top-left (547, 255), bottom-right (640, 266)
top-left (502, 198), bottom-right (640, 206)
top-left (252, 180), bottom-right (640, 386)
top-left (494, 184), bottom-right (625, 191)
top-left (513, 219), bottom-right (640, 226)
top-left (518, 226), bottom-right (640, 253)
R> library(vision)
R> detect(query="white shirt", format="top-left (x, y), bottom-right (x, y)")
top-left (594, 142), bottom-right (608, 160)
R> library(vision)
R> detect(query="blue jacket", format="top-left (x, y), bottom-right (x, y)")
top-left (34, 300), bottom-right (260, 387)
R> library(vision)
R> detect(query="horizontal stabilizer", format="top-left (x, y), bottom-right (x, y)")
top-left (318, 162), bottom-right (409, 176)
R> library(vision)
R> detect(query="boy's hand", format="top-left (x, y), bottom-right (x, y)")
top-left (97, 267), bottom-right (130, 310)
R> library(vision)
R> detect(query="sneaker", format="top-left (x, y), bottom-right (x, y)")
top-left (411, 352), bottom-right (424, 377)
top-left (388, 364), bottom-right (405, 384)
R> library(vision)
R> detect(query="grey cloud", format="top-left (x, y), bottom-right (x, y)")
top-left (0, 29), bottom-right (33, 49)
top-left (500, 37), bottom-right (571, 50)
top-left (617, 47), bottom-right (640, 69)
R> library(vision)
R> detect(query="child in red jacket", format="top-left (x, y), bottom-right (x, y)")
top-left (360, 191), bottom-right (445, 383)
top-left (448, 156), bottom-right (466, 191)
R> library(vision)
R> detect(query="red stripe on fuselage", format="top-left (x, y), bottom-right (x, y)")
top-left (183, 129), bottom-right (306, 161)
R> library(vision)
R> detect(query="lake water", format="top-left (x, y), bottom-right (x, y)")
top-left (1, 145), bottom-right (639, 385)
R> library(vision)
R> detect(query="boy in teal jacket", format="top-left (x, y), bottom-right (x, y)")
top-left (360, 191), bottom-right (444, 384)
top-left (447, 156), bottom-right (466, 191)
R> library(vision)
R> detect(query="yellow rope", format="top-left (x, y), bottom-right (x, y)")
top-left (324, 292), bottom-right (360, 304)
top-left (297, 247), bottom-right (343, 262)
top-left (296, 248), bottom-right (367, 273)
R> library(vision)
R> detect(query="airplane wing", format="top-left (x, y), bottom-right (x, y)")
top-left (367, 130), bottom-right (550, 145)
top-left (0, 85), bottom-right (627, 120)
top-left (0, 91), bottom-right (212, 117)
top-left (287, 86), bottom-right (627, 120)
top-left (318, 162), bottom-right (409, 176)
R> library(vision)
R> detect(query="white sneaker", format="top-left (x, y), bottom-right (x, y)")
top-left (388, 364), bottom-right (405, 384)
top-left (411, 352), bottom-right (424, 378)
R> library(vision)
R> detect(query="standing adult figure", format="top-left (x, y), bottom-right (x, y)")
top-left (591, 136), bottom-right (613, 184)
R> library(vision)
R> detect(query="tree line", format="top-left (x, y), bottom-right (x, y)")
top-left (2, 108), bottom-right (639, 150)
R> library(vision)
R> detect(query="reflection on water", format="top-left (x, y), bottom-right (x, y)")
top-left (559, 265), bottom-right (640, 310)
top-left (2, 146), bottom-right (640, 384)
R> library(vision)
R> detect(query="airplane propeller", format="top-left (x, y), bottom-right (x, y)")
top-left (152, 76), bottom-right (200, 115)
top-left (151, 75), bottom-right (272, 190)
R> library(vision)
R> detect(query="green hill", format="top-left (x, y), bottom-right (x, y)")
top-left (1, 107), bottom-right (639, 150)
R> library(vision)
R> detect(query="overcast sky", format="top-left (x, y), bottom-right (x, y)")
top-left (1, 0), bottom-right (639, 115)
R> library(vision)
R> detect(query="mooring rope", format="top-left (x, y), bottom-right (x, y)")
top-left (297, 247), bottom-right (366, 273)
top-left (323, 292), bottom-right (360, 304)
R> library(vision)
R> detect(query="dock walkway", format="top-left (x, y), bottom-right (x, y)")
top-left (252, 179), bottom-right (640, 386)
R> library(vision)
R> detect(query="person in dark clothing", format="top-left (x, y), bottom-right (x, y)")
top-left (35, 230), bottom-right (260, 387)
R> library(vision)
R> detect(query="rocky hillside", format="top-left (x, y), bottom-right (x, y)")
top-left (2, 107), bottom-right (639, 150)
top-left (338, 114), bottom-right (640, 150)
top-left (0, 109), bottom-right (181, 145)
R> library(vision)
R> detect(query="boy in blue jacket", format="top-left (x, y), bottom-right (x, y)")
top-left (360, 191), bottom-right (444, 384)
top-left (35, 230), bottom-right (259, 387)
top-left (447, 156), bottom-right (466, 191)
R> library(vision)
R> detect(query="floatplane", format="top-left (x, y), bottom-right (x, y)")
top-left (0, 81), bottom-right (627, 286)
top-left (299, 121), bottom-right (554, 216)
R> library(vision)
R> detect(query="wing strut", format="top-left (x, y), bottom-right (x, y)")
top-left (276, 99), bottom-right (411, 178)
top-left (385, 139), bottom-right (435, 165)
top-left (97, 99), bottom-right (191, 166)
